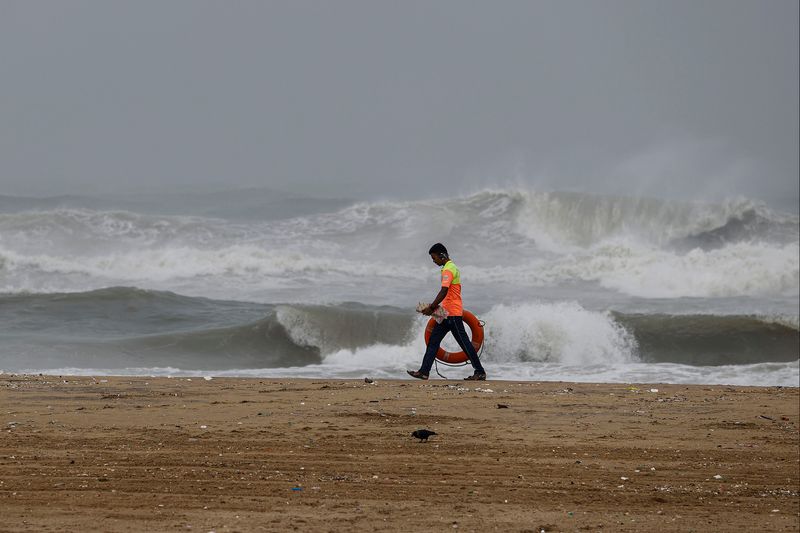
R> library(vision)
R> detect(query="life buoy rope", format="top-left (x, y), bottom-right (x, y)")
top-left (424, 309), bottom-right (485, 365)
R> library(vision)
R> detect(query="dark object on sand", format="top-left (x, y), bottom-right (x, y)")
top-left (497, 404), bottom-right (509, 409)
top-left (411, 429), bottom-right (437, 442)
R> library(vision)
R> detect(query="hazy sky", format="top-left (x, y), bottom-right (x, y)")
top-left (1, 0), bottom-right (798, 206)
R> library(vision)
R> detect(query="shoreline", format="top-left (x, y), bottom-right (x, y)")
top-left (1, 375), bottom-right (798, 531)
top-left (3, 361), bottom-right (799, 389)
top-left (3, 370), bottom-right (800, 387)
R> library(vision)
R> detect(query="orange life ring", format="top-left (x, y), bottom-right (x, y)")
top-left (424, 309), bottom-right (484, 364)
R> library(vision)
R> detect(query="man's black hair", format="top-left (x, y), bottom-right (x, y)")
top-left (428, 243), bottom-right (448, 256)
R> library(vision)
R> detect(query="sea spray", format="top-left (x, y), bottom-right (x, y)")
top-left (533, 240), bottom-right (800, 299)
top-left (1, 188), bottom-right (797, 385)
top-left (480, 301), bottom-right (638, 365)
top-left (316, 302), bottom-right (639, 371)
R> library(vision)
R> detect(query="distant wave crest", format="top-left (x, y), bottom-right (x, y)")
top-left (0, 189), bottom-right (797, 299)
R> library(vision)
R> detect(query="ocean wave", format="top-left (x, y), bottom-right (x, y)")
top-left (1, 291), bottom-right (797, 374)
top-left (275, 303), bottom-right (413, 354)
top-left (0, 189), bottom-right (353, 220)
top-left (2, 238), bottom-right (796, 301)
top-left (465, 240), bottom-right (799, 299)
top-left (2, 189), bottom-right (795, 252)
top-left (506, 191), bottom-right (796, 250)
top-left (0, 244), bottom-right (417, 286)
top-left (547, 241), bottom-right (799, 298)
top-left (264, 303), bottom-right (800, 370)
top-left (613, 312), bottom-right (800, 365)
top-left (0, 208), bottom-right (237, 254)
top-left (320, 302), bottom-right (642, 372)
top-left (673, 207), bottom-right (799, 251)
top-left (0, 189), bottom-right (796, 301)
top-left (478, 302), bottom-right (638, 365)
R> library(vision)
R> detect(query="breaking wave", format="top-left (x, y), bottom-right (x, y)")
top-left (0, 189), bottom-right (797, 300)
top-left (1, 289), bottom-right (795, 375)
top-left (1, 188), bottom-right (797, 386)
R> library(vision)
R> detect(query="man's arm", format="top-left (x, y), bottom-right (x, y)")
top-left (423, 287), bottom-right (448, 315)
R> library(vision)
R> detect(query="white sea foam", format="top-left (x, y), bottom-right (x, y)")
top-left (2, 189), bottom-right (797, 387)
top-left (307, 301), bottom-right (638, 369)
top-left (0, 244), bottom-right (420, 284)
top-left (2, 237), bottom-right (796, 301)
top-left (0, 188), bottom-right (796, 303)
top-left (12, 360), bottom-right (798, 387)
top-left (466, 241), bottom-right (799, 299)
top-left (481, 360), bottom-right (800, 387)
top-left (323, 343), bottom-right (422, 375)
top-left (480, 301), bottom-right (638, 365)
top-left (538, 241), bottom-right (800, 298)
top-left (511, 192), bottom-right (775, 249)
top-left (591, 242), bottom-right (800, 298)
top-left (755, 314), bottom-right (800, 330)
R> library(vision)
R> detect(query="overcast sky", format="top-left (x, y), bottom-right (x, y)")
top-left (1, 0), bottom-right (797, 207)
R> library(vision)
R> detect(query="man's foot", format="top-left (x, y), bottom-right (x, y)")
top-left (464, 372), bottom-right (487, 381)
top-left (407, 370), bottom-right (429, 380)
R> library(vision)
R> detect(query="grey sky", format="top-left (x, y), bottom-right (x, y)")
top-left (1, 0), bottom-right (797, 207)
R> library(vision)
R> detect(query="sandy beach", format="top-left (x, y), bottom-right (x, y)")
top-left (1, 375), bottom-right (797, 532)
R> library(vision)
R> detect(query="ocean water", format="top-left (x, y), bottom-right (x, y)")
top-left (1, 189), bottom-right (797, 386)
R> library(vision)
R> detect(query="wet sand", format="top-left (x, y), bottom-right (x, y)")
top-left (1, 375), bottom-right (798, 532)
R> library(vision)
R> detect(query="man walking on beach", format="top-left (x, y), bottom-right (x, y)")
top-left (407, 243), bottom-right (487, 381)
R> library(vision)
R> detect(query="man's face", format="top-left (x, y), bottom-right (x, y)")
top-left (430, 253), bottom-right (446, 266)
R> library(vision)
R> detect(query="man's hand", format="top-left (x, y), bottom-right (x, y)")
top-left (417, 286), bottom-right (448, 317)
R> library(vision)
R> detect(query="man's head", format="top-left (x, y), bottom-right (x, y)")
top-left (428, 243), bottom-right (449, 266)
